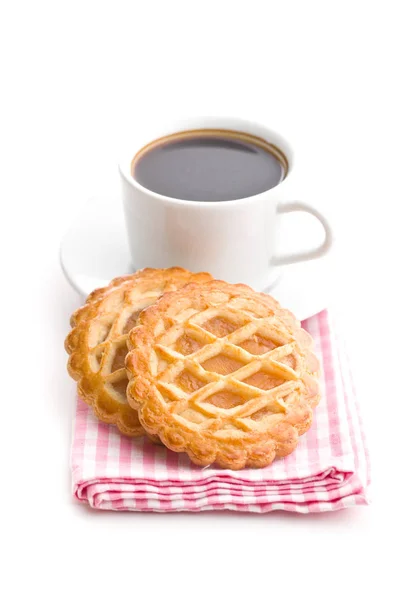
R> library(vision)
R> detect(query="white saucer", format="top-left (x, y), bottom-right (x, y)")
top-left (60, 196), bottom-right (332, 321)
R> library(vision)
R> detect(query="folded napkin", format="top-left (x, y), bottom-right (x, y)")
top-left (71, 310), bottom-right (370, 513)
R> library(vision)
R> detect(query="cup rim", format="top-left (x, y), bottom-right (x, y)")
top-left (119, 116), bottom-right (294, 208)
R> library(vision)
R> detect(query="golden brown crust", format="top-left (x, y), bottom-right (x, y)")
top-left (65, 267), bottom-right (213, 436)
top-left (126, 280), bottom-right (320, 467)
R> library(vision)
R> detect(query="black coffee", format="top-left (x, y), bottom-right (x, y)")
top-left (132, 130), bottom-right (287, 202)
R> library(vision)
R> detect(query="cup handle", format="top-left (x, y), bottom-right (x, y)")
top-left (271, 202), bottom-right (333, 267)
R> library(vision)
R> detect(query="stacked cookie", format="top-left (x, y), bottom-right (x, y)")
top-left (66, 267), bottom-right (320, 469)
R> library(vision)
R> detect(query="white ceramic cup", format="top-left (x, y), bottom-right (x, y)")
top-left (119, 116), bottom-right (332, 291)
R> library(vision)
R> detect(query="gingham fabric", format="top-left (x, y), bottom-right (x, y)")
top-left (71, 310), bottom-right (370, 513)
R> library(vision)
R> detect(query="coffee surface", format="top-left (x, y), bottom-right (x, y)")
top-left (132, 132), bottom-right (285, 202)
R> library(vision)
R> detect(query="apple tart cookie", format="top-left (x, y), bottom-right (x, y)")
top-left (65, 267), bottom-right (213, 436)
top-left (126, 281), bottom-right (320, 468)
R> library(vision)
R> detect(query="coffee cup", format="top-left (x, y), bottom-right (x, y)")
top-left (119, 116), bottom-right (332, 291)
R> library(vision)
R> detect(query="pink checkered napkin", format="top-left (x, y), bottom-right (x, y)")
top-left (71, 310), bottom-right (370, 513)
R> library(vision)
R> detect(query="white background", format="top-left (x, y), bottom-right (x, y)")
top-left (1, 1), bottom-right (399, 598)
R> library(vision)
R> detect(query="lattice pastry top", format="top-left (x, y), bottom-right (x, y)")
top-left (65, 267), bottom-right (213, 436)
top-left (126, 281), bottom-right (320, 468)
